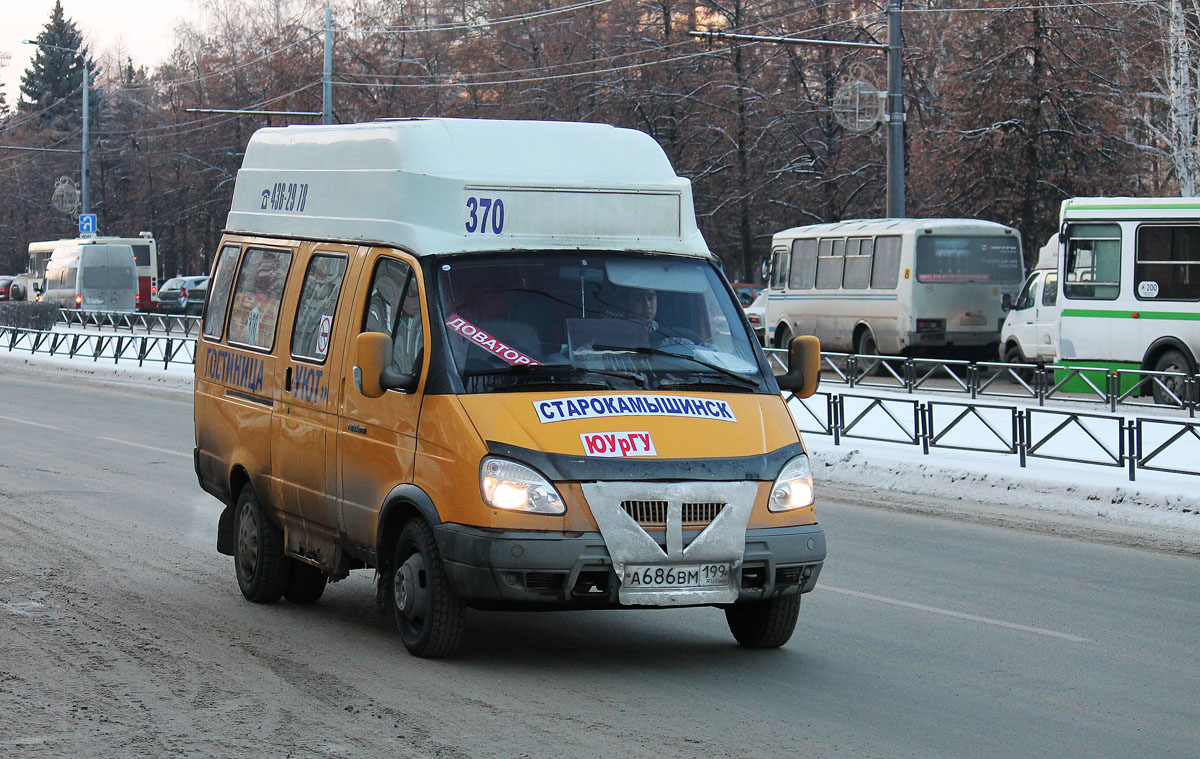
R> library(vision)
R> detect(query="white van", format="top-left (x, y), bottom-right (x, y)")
top-left (1000, 233), bottom-right (1061, 366)
top-left (42, 243), bottom-right (138, 311)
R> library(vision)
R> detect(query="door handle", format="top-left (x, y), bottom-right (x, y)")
top-left (285, 367), bottom-right (293, 393)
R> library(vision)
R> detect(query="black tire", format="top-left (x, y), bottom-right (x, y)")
top-left (234, 486), bottom-right (289, 603)
top-left (391, 519), bottom-right (466, 658)
top-left (283, 560), bottom-right (327, 604)
top-left (774, 324), bottom-right (792, 350)
top-left (855, 330), bottom-right (884, 377)
top-left (1003, 343), bottom-right (1035, 384)
top-left (1151, 349), bottom-right (1192, 406)
top-left (725, 595), bottom-right (801, 649)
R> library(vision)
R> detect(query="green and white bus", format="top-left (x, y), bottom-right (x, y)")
top-left (763, 218), bottom-right (1024, 358)
top-left (1057, 197), bottom-right (1200, 402)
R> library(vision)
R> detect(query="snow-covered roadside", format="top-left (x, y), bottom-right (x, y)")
top-left (4, 347), bottom-right (1196, 549)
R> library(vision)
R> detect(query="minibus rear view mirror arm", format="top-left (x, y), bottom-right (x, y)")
top-left (777, 335), bottom-right (821, 399)
top-left (354, 332), bottom-right (416, 397)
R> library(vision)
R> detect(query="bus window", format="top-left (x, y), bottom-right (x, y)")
top-left (871, 236), bottom-right (901, 289)
top-left (204, 245), bottom-right (243, 341)
top-left (789, 239), bottom-right (817, 289)
top-left (916, 236), bottom-right (1023, 283)
top-left (1135, 225), bottom-right (1200, 301)
top-left (769, 247), bottom-right (789, 289)
top-left (842, 237), bottom-right (873, 289)
top-left (1064, 224), bottom-right (1120, 300)
top-left (815, 238), bottom-right (844, 289)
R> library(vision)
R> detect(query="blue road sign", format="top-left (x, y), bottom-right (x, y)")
top-left (79, 214), bottom-right (98, 236)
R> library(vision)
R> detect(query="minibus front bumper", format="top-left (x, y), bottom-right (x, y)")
top-left (434, 523), bottom-right (826, 608)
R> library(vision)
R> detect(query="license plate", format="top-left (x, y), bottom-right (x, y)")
top-left (624, 563), bottom-right (731, 589)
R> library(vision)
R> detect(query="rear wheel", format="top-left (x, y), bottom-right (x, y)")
top-left (725, 595), bottom-right (800, 649)
top-left (773, 324), bottom-right (792, 350)
top-left (391, 519), bottom-right (465, 658)
top-left (1152, 349), bottom-right (1193, 406)
top-left (855, 330), bottom-right (884, 376)
top-left (283, 560), bottom-right (327, 603)
top-left (234, 486), bottom-right (289, 603)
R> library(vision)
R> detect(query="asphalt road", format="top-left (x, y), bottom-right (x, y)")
top-left (0, 366), bottom-right (1196, 758)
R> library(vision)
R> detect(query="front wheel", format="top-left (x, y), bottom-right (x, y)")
top-left (391, 519), bottom-right (466, 658)
top-left (725, 595), bottom-right (800, 648)
top-left (773, 324), bottom-right (792, 350)
top-left (234, 486), bottom-right (289, 603)
top-left (1003, 343), bottom-right (1035, 384)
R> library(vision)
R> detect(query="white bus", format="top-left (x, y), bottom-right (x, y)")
top-left (27, 232), bottom-right (158, 311)
top-left (763, 219), bottom-right (1024, 359)
top-left (1055, 197), bottom-right (1200, 403)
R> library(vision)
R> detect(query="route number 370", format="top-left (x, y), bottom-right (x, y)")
top-left (464, 196), bottom-right (505, 234)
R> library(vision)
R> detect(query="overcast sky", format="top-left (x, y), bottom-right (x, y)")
top-left (2, 0), bottom-right (199, 106)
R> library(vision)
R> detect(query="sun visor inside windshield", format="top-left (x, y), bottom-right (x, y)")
top-left (605, 260), bottom-right (709, 292)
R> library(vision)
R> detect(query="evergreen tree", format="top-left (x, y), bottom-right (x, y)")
top-left (18, 0), bottom-right (98, 126)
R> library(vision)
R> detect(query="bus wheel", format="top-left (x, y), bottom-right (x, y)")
top-left (1152, 349), bottom-right (1191, 406)
top-left (234, 486), bottom-right (289, 603)
top-left (391, 519), bottom-right (465, 658)
top-left (774, 325), bottom-right (792, 350)
top-left (855, 330), bottom-right (884, 377)
top-left (725, 595), bottom-right (800, 648)
top-left (283, 560), bottom-right (327, 604)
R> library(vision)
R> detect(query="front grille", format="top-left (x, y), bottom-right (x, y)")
top-left (620, 500), bottom-right (727, 527)
top-left (523, 572), bottom-right (568, 593)
top-left (775, 566), bottom-right (802, 586)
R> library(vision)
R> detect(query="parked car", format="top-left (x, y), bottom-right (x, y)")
top-left (732, 282), bottom-right (763, 308)
top-left (157, 276), bottom-right (209, 315)
top-left (0, 276), bottom-right (13, 301)
top-left (745, 291), bottom-right (766, 345)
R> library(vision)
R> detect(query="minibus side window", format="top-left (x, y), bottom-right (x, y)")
top-left (1042, 272), bottom-right (1058, 306)
top-left (363, 257), bottom-right (424, 379)
top-left (871, 236), bottom-right (901, 289)
top-left (788, 239), bottom-right (817, 289)
top-left (291, 254), bottom-right (349, 362)
top-left (203, 245), bottom-right (242, 341)
top-left (226, 247), bottom-right (293, 351)
top-left (1135, 225), bottom-right (1200, 301)
top-left (842, 237), bottom-right (873, 289)
top-left (769, 248), bottom-right (789, 289)
top-left (815, 238), bottom-right (844, 290)
top-left (1064, 223), bottom-right (1120, 300)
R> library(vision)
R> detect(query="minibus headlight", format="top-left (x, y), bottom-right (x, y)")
top-left (769, 455), bottom-right (815, 512)
top-left (479, 457), bottom-right (565, 515)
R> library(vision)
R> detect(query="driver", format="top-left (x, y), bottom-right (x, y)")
top-left (622, 287), bottom-right (658, 329)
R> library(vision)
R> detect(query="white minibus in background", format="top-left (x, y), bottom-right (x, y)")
top-left (1056, 197), bottom-right (1200, 403)
top-left (764, 219), bottom-right (1024, 358)
top-left (41, 242), bottom-right (138, 311)
top-left (27, 232), bottom-right (158, 311)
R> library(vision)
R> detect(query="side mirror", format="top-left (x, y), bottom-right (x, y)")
top-left (777, 335), bottom-right (821, 398)
top-left (1001, 292), bottom-right (1013, 312)
top-left (354, 331), bottom-right (416, 398)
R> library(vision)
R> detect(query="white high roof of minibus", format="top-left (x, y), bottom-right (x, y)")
top-left (1061, 196), bottom-right (1200, 220)
top-left (773, 218), bottom-right (1016, 238)
top-left (225, 118), bottom-right (710, 258)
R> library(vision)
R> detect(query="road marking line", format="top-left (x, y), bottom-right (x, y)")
top-left (98, 436), bottom-right (191, 460)
top-left (820, 585), bottom-right (1090, 642)
top-left (0, 414), bottom-right (60, 430)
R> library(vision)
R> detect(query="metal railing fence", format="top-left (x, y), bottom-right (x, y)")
top-left (2, 325), bottom-right (196, 368)
top-left (57, 308), bottom-right (202, 337)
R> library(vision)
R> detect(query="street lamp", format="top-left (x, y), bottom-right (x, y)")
top-left (23, 39), bottom-right (89, 217)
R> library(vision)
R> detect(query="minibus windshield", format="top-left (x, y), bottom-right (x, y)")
top-left (437, 253), bottom-right (767, 393)
top-left (916, 236), bottom-right (1023, 283)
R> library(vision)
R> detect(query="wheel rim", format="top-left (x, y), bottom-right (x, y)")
top-left (236, 503), bottom-right (259, 581)
top-left (394, 552), bottom-right (429, 630)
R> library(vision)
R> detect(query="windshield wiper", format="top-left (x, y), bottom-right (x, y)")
top-left (463, 363), bottom-right (646, 388)
top-left (591, 344), bottom-right (760, 388)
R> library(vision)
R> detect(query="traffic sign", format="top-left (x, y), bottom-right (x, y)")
top-left (79, 213), bottom-right (98, 238)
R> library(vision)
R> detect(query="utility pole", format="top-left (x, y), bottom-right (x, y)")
top-left (886, 0), bottom-right (905, 218)
top-left (690, 7), bottom-right (908, 219)
top-left (323, 1), bottom-right (333, 125)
